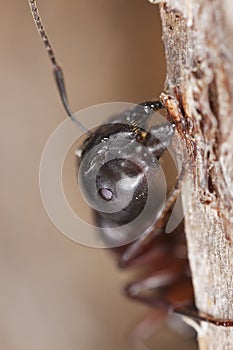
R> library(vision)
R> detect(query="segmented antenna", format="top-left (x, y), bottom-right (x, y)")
top-left (28, 0), bottom-right (90, 135)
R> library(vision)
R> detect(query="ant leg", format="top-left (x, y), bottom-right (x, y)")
top-left (127, 309), bottom-right (167, 350)
top-left (139, 100), bottom-right (175, 159)
top-left (119, 166), bottom-right (186, 267)
top-left (118, 228), bottom-right (188, 273)
top-left (124, 265), bottom-right (193, 348)
top-left (140, 100), bottom-right (164, 113)
top-left (173, 307), bottom-right (233, 327)
top-left (124, 256), bottom-right (187, 306)
top-left (145, 122), bottom-right (175, 159)
top-left (126, 274), bottom-right (194, 347)
top-left (112, 100), bottom-right (165, 127)
top-left (118, 237), bottom-right (176, 269)
top-left (125, 275), bottom-right (171, 350)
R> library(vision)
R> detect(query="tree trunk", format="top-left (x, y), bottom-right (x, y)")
top-left (158, 1), bottom-right (233, 349)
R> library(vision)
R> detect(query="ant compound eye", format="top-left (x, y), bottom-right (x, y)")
top-left (98, 188), bottom-right (113, 202)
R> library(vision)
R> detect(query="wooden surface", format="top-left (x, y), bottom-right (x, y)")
top-left (159, 1), bottom-right (233, 348)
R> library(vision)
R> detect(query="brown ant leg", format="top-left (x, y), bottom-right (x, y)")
top-left (125, 270), bottom-right (193, 349)
top-left (125, 284), bottom-right (171, 350)
top-left (124, 257), bottom-right (190, 307)
top-left (127, 309), bottom-right (168, 350)
top-left (173, 306), bottom-right (233, 327)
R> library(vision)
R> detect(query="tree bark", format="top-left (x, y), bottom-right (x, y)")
top-left (158, 1), bottom-right (233, 349)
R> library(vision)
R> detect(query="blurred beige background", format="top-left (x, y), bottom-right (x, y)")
top-left (0, 1), bottom-right (197, 349)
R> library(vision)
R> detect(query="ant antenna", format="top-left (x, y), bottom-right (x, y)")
top-left (28, 0), bottom-right (91, 135)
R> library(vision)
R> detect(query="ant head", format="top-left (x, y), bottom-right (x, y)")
top-left (76, 120), bottom-right (161, 246)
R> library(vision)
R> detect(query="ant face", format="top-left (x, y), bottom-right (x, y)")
top-left (78, 122), bottom-right (153, 220)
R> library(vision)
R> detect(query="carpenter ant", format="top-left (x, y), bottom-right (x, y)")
top-left (28, 0), bottom-right (233, 347)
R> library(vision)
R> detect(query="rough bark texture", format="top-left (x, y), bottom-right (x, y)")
top-left (158, 1), bottom-right (233, 349)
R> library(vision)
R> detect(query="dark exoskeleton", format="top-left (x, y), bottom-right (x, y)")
top-left (77, 101), bottom-right (174, 244)
top-left (77, 100), bottom-right (194, 347)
